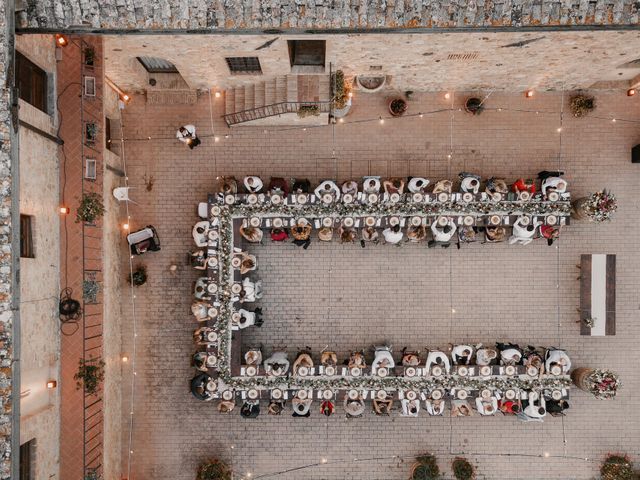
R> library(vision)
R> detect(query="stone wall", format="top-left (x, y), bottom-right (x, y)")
top-left (17, 0), bottom-right (640, 31)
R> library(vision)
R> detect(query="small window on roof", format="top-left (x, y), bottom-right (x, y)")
top-left (225, 57), bottom-right (262, 74)
top-left (136, 57), bottom-right (179, 74)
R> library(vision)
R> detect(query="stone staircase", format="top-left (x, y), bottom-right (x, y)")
top-left (223, 74), bottom-right (331, 127)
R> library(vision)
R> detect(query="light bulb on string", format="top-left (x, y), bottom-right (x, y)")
top-left (379, 117), bottom-right (384, 125)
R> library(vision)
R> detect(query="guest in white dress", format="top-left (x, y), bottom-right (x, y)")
top-left (425, 399), bottom-right (445, 416)
top-left (451, 345), bottom-right (473, 365)
top-left (176, 124), bottom-right (200, 149)
top-left (243, 176), bottom-right (264, 193)
top-left (239, 277), bottom-right (263, 303)
top-left (192, 221), bottom-right (209, 247)
top-left (508, 217), bottom-right (542, 246)
top-left (407, 177), bottom-right (430, 194)
top-left (264, 351), bottom-right (289, 376)
top-left (362, 176), bottom-right (381, 194)
top-left (344, 396), bottom-right (366, 418)
top-left (476, 396), bottom-right (498, 415)
top-left (459, 172), bottom-right (481, 194)
top-left (314, 180), bottom-right (341, 201)
top-left (545, 349), bottom-right (571, 374)
top-left (425, 351), bottom-right (451, 374)
top-left (401, 399), bottom-right (420, 417)
top-left (237, 308), bottom-right (263, 329)
top-left (383, 224), bottom-right (404, 245)
top-left (428, 219), bottom-right (456, 248)
top-left (341, 180), bottom-right (359, 196)
top-left (371, 346), bottom-right (395, 371)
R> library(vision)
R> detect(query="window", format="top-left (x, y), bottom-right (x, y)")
top-left (288, 40), bottom-right (326, 67)
top-left (136, 56), bottom-right (178, 73)
top-left (225, 57), bottom-right (262, 74)
top-left (84, 76), bottom-right (96, 97)
top-left (85, 158), bottom-right (96, 180)
top-left (19, 439), bottom-right (35, 480)
top-left (16, 51), bottom-right (48, 112)
top-left (20, 215), bottom-right (34, 258)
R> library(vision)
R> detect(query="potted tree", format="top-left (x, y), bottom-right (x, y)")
top-left (332, 69), bottom-right (352, 118)
top-left (74, 357), bottom-right (105, 395)
top-left (600, 454), bottom-right (635, 480)
top-left (85, 122), bottom-right (98, 144)
top-left (452, 457), bottom-right (475, 480)
top-left (571, 368), bottom-right (621, 400)
top-left (569, 93), bottom-right (595, 117)
top-left (76, 191), bottom-right (105, 224)
top-left (129, 265), bottom-right (148, 286)
top-left (464, 97), bottom-right (483, 115)
top-left (297, 104), bottom-right (320, 118)
top-left (388, 97), bottom-right (408, 117)
top-left (571, 190), bottom-right (617, 222)
top-left (410, 453), bottom-right (439, 480)
top-left (197, 459), bottom-right (232, 480)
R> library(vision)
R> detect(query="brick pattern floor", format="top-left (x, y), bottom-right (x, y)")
top-left (116, 90), bottom-right (640, 480)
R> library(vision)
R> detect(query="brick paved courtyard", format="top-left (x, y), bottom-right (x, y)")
top-left (116, 91), bottom-right (639, 479)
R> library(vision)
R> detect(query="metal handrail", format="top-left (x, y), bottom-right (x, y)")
top-left (223, 100), bottom-right (333, 125)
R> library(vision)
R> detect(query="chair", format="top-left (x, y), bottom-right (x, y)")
top-left (113, 186), bottom-right (137, 204)
top-left (197, 202), bottom-right (208, 219)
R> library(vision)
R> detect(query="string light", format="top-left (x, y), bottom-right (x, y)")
top-left (419, 112), bottom-right (424, 118)
top-left (557, 127), bottom-right (562, 132)
top-left (444, 93), bottom-right (451, 100)
top-left (46, 380), bottom-right (57, 389)
top-left (379, 117), bottom-right (384, 125)
top-left (525, 90), bottom-right (535, 98)
top-left (122, 223), bottom-right (130, 230)
top-left (122, 356), bottom-right (129, 362)
top-left (338, 118), bottom-right (345, 123)
top-left (214, 91), bottom-right (221, 98)
top-left (214, 136), bottom-right (220, 142)
top-left (321, 458), bottom-right (328, 464)
top-left (59, 206), bottom-right (70, 215)
top-left (627, 88), bottom-right (636, 97)
top-left (612, 118), bottom-right (616, 123)
top-left (55, 34), bottom-right (68, 47)
top-left (347, 92), bottom-right (353, 98)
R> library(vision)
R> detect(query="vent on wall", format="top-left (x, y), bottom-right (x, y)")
top-left (447, 52), bottom-right (480, 61)
top-left (369, 65), bottom-right (383, 70)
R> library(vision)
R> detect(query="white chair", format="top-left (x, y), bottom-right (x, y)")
top-left (113, 187), bottom-right (137, 204)
top-left (197, 202), bottom-right (208, 219)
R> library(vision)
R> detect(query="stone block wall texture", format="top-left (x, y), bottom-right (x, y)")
top-left (17, 0), bottom-right (640, 31)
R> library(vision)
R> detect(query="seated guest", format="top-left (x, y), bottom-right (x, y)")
top-left (292, 350), bottom-right (314, 375)
top-left (383, 224), bottom-right (404, 245)
top-left (401, 399), bottom-right (420, 417)
top-left (373, 397), bottom-right (393, 415)
top-left (458, 226), bottom-right (478, 245)
top-left (459, 172), bottom-right (481, 194)
top-left (239, 277), bottom-right (263, 303)
top-left (318, 227), bottom-right (334, 242)
top-left (239, 225), bottom-right (263, 243)
top-left (407, 225), bottom-right (427, 243)
top-left (429, 219), bottom-right (456, 248)
top-left (476, 396), bottom-right (498, 415)
top-left (496, 343), bottom-right (523, 365)
top-left (407, 177), bottom-right (430, 194)
top-left (218, 399), bottom-right (236, 413)
top-left (190, 250), bottom-right (207, 270)
top-left (346, 350), bottom-right (366, 369)
top-left (176, 124), bottom-right (200, 149)
top-left (292, 397), bottom-right (312, 417)
top-left (508, 217), bottom-right (541, 246)
top-left (485, 226), bottom-right (506, 243)
top-left (540, 224), bottom-right (560, 246)
top-left (314, 180), bottom-right (341, 201)
top-left (545, 348), bottom-right (571, 374)
top-left (512, 178), bottom-right (536, 195)
top-left (383, 177), bottom-right (405, 195)
top-left (401, 348), bottom-right (420, 366)
top-left (234, 251), bottom-right (257, 274)
top-left (425, 398), bottom-right (446, 416)
top-left (339, 226), bottom-right (357, 243)
top-left (425, 350), bottom-right (451, 374)
top-left (360, 226), bottom-right (379, 247)
top-left (194, 277), bottom-right (210, 300)
top-left (292, 178), bottom-right (311, 193)
top-left (321, 351), bottom-right (338, 367)
top-left (371, 346), bottom-right (395, 370)
top-left (546, 399), bottom-right (570, 416)
top-left (220, 176), bottom-right (238, 195)
top-left (240, 400), bottom-right (260, 418)
top-left (344, 396), bottom-right (366, 418)
top-left (193, 352), bottom-right (208, 372)
top-left (263, 351), bottom-right (290, 376)
top-left (362, 176), bottom-right (381, 194)
top-left (192, 221), bottom-right (210, 247)
top-left (243, 176), bottom-right (263, 193)
top-left (451, 400), bottom-right (473, 417)
top-left (268, 400), bottom-right (285, 415)
top-left (539, 171), bottom-right (567, 197)
top-left (191, 301), bottom-right (209, 322)
top-left (432, 179), bottom-right (453, 194)
top-left (485, 177), bottom-right (509, 195)
top-left (341, 180), bottom-right (359, 196)
top-left (523, 346), bottom-right (544, 370)
top-left (475, 347), bottom-right (498, 366)
top-left (238, 307), bottom-right (263, 329)
top-left (193, 327), bottom-right (214, 345)
top-left (521, 391), bottom-right (546, 421)
top-left (451, 345), bottom-right (473, 365)
top-left (244, 347), bottom-right (262, 366)
top-left (291, 220), bottom-right (312, 249)
top-left (270, 227), bottom-right (289, 242)
top-left (320, 399), bottom-right (335, 416)
top-left (190, 373), bottom-right (214, 401)
top-left (498, 399), bottom-right (521, 415)
top-left (267, 177), bottom-right (289, 197)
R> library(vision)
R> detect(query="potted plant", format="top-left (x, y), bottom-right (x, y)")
top-left (74, 357), bottom-right (105, 395)
top-left (571, 368), bottom-right (621, 400)
top-left (569, 93), bottom-right (595, 117)
top-left (389, 97), bottom-right (407, 117)
top-left (85, 122), bottom-right (98, 144)
top-left (452, 457), bottom-right (475, 480)
top-left (197, 459), bottom-right (232, 480)
top-left (332, 70), bottom-right (352, 118)
top-left (600, 454), bottom-right (634, 480)
top-left (464, 97), bottom-right (483, 115)
top-left (84, 46), bottom-right (95, 67)
top-left (129, 265), bottom-right (147, 287)
top-left (571, 190), bottom-right (617, 222)
top-left (410, 453), bottom-right (439, 480)
top-left (84, 469), bottom-right (101, 480)
top-left (76, 191), bottom-right (105, 223)
top-left (82, 279), bottom-right (100, 303)
top-left (297, 104), bottom-right (320, 118)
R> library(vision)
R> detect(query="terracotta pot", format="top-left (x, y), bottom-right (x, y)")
top-left (465, 97), bottom-right (483, 115)
top-left (571, 197), bottom-right (591, 220)
top-left (388, 98), bottom-right (407, 117)
top-left (571, 367), bottom-right (595, 391)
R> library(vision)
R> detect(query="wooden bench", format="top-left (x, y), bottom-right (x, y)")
top-left (580, 254), bottom-right (616, 336)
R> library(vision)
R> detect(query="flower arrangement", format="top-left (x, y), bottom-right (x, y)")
top-left (600, 454), bottom-right (635, 480)
top-left (452, 457), bottom-right (475, 480)
top-left (333, 70), bottom-right (351, 110)
top-left (297, 104), bottom-right (320, 118)
top-left (411, 454), bottom-right (440, 480)
top-left (582, 316), bottom-right (596, 329)
top-left (389, 98), bottom-right (408, 116)
top-left (76, 191), bottom-right (105, 223)
top-left (572, 368), bottom-right (621, 400)
top-left (569, 94), bottom-right (595, 117)
top-left (75, 357), bottom-right (105, 395)
top-left (85, 122), bottom-right (98, 143)
top-left (197, 459), bottom-right (232, 480)
top-left (129, 265), bottom-right (148, 286)
top-left (573, 190), bottom-right (617, 222)
top-left (84, 469), bottom-right (101, 480)
top-left (82, 279), bottom-right (100, 303)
